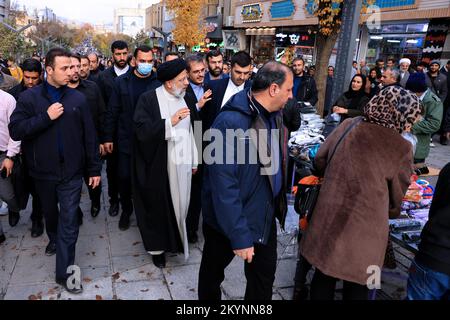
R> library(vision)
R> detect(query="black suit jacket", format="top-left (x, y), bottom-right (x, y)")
top-left (200, 78), bottom-right (252, 131)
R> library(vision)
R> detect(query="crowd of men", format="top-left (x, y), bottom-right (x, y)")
top-left (0, 41), bottom-right (450, 300)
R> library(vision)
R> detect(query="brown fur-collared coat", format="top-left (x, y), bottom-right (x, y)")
top-left (300, 117), bottom-right (413, 285)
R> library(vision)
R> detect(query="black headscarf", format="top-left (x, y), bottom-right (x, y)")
top-left (344, 74), bottom-right (368, 110)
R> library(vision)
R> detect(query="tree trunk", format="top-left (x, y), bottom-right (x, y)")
top-left (315, 32), bottom-right (339, 117)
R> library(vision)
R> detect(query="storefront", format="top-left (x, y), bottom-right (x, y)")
top-left (365, 22), bottom-right (429, 67)
top-left (234, 0), bottom-right (319, 64)
top-left (274, 28), bottom-right (316, 65)
top-left (358, 0), bottom-right (450, 67)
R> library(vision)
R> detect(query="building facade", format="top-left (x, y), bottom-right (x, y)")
top-left (358, 0), bottom-right (450, 66)
top-left (114, 5), bottom-right (146, 37)
top-left (233, 0), bottom-right (319, 64)
top-left (0, 0), bottom-right (10, 21)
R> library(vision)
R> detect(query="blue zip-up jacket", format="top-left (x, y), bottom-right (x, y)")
top-left (9, 83), bottom-right (102, 181)
top-left (202, 90), bottom-right (288, 250)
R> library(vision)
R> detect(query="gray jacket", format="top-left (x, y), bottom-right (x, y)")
top-left (399, 71), bottom-right (410, 88)
top-left (425, 72), bottom-right (448, 102)
top-left (0, 72), bottom-right (19, 92)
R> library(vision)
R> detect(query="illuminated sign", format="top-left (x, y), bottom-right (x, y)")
top-left (276, 32), bottom-right (315, 47)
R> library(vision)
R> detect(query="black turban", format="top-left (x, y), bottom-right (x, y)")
top-left (156, 58), bottom-right (187, 82)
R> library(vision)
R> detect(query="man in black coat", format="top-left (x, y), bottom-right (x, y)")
top-left (68, 54), bottom-right (106, 218)
top-left (103, 45), bottom-right (161, 231)
top-left (292, 57), bottom-right (318, 106)
top-left (97, 40), bottom-right (131, 218)
top-left (407, 162), bottom-right (450, 299)
top-left (183, 54), bottom-right (213, 243)
top-left (8, 58), bottom-right (45, 238)
top-left (9, 48), bottom-right (101, 294)
top-left (200, 51), bottom-right (253, 132)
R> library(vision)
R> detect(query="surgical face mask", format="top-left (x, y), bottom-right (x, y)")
top-left (137, 63), bottom-right (153, 76)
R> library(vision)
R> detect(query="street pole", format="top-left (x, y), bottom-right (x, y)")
top-left (330, 0), bottom-right (363, 107)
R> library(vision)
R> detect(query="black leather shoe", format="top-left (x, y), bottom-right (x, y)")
top-left (31, 219), bottom-right (44, 238)
top-left (90, 203), bottom-right (100, 218)
top-left (8, 210), bottom-right (20, 227)
top-left (108, 201), bottom-right (119, 217)
top-left (56, 278), bottom-right (83, 294)
top-left (118, 213), bottom-right (130, 231)
top-left (187, 231), bottom-right (198, 244)
top-left (0, 234), bottom-right (5, 245)
top-left (45, 242), bottom-right (57, 256)
top-left (77, 207), bottom-right (83, 226)
top-left (440, 135), bottom-right (448, 145)
top-left (152, 253), bottom-right (166, 268)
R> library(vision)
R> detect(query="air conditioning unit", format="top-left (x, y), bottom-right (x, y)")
top-left (225, 15), bottom-right (234, 27)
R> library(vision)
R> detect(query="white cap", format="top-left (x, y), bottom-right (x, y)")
top-left (399, 58), bottom-right (411, 65)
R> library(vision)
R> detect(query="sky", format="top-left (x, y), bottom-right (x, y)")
top-left (14, 0), bottom-right (158, 25)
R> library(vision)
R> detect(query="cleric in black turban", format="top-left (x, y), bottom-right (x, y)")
top-left (157, 58), bottom-right (187, 83)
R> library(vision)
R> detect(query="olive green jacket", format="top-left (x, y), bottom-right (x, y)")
top-left (412, 90), bottom-right (443, 160)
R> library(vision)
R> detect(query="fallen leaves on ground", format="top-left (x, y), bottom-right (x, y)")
top-left (96, 295), bottom-right (103, 300)
top-left (112, 272), bottom-right (120, 280)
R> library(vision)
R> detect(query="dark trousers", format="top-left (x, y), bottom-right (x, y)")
top-left (105, 151), bottom-right (119, 204)
top-left (310, 269), bottom-right (369, 300)
top-left (83, 176), bottom-right (101, 206)
top-left (35, 178), bottom-right (83, 281)
top-left (186, 167), bottom-right (202, 235)
top-left (117, 152), bottom-right (133, 214)
top-left (30, 191), bottom-right (44, 222)
top-left (198, 220), bottom-right (277, 300)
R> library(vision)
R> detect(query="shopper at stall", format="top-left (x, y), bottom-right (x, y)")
top-left (407, 162), bottom-right (450, 300)
top-left (366, 68), bottom-right (382, 98)
top-left (406, 72), bottom-right (443, 176)
top-left (425, 60), bottom-right (447, 103)
top-left (292, 57), bottom-right (318, 106)
top-left (300, 85), bottom-right (422, 300)
top-left (332, 74), bottom-right (370, 121)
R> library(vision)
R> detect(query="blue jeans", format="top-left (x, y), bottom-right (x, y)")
top-left (407, 259), bottom-right (450, 300)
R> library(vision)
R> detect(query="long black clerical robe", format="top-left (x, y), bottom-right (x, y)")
top-left (132, 88), bottom-right (201, 256)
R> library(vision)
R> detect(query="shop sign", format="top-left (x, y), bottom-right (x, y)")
top-left (205, 22), bottom-right (217, 33)
top-left (223, 30), bottom-right (246, 51)
top-left (275, 32), bottom-right (315, 47)
top-left (241, 3), bottom-right (263, 23)
top-left (270, 0), bottom-right (296, 20)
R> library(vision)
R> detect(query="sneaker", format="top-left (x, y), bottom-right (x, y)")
top-left (0, 202), bottom-right (8, 216)
top-left (430, 142), bottom-right (435, 148)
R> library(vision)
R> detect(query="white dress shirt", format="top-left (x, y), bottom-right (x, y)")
top-left (221, 79), bottom-right (245, 108)
top-left (0, 90), bottom-right (21, 157)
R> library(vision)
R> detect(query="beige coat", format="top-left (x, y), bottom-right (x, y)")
top-left (300, 118), bottom-right (413, 285)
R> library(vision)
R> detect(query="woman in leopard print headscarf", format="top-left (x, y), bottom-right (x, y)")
top-left (364, 85), bottom-right (422, 133)
top-left (300, 84), bottom-right (423, 300)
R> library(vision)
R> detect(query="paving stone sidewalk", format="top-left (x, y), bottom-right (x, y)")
top-left (0, 138), bottom-right (448, 300)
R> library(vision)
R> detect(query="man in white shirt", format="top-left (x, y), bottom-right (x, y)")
top-left (200, 51), bottom-right (253, 131)
top-left (0, 90), bottom-right (21, 230)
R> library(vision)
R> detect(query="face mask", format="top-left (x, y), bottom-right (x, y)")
top-left (137, 63), bottom-right (153, 76)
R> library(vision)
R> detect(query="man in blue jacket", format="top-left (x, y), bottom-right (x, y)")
top-left (9, 48), bottom-right (102, 294)
top-left (198, 61), bottom-right (293, 300)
